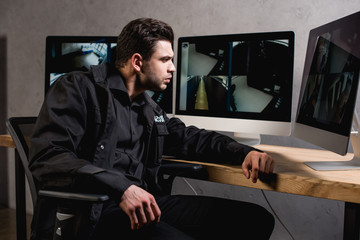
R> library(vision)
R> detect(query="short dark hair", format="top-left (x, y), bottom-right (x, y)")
top-left (115, 18), bottom-right (174, 68)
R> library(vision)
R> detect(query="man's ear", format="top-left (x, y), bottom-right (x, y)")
top-left (131, 53), bottom-right (143, 72)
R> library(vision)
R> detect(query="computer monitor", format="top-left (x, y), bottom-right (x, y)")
top-left (293, 11), bottom-right (360, 170)
top-left (45, 36), bottom-right (172, 113)
top-left (175, 31), bottom-right (294, 145)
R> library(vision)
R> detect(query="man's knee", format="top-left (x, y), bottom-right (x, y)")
top-left (213, 198), bottom-right (275, 239)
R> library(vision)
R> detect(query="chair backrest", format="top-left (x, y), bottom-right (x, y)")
top-left (6, 117), bottom-right (38, 207)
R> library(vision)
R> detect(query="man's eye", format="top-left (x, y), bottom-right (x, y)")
top-left (161, 57), bottom-right (172, 62)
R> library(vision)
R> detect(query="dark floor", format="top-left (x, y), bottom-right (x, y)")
top-left (0, 206), bottom-right (32, 240)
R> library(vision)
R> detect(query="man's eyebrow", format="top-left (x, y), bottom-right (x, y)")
top-left (160, 55), bottom-right (173, 60)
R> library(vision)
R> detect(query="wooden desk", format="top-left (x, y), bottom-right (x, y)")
top-left (166, 144), bottom-right (360, 204)
top-left (0, 134), bottom-right (15, 148)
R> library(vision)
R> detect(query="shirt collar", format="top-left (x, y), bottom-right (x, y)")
top-left (107, 66), bottom-right (146, 106)
top-left (107, 67), bottom-right (128, 93)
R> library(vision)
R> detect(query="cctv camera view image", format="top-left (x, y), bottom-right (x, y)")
top-left (47, 41), bottom-right (116, 86)
top-left (177, 37), bottom-right (293, 121)
top-left (297, 35), bottom-right (360, 136)
top-left (46, 37), bottom-right (172, 113)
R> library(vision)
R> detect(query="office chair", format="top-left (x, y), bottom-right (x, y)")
top-left (6, 116), bottom-right (208, 240)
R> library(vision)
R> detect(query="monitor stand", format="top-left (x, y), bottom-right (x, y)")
top-left (305, 113), bottom-right (360, 171)
top-left (220, 131), bottom-right (261, 146)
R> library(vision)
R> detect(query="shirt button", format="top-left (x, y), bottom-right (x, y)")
top-left (99, 144), bottom-right (105, 150)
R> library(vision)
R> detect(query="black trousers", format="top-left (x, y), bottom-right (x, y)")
top-left (92, 195), bottom-right (275, 240)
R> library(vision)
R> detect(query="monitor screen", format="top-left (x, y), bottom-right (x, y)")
top-left (45, 36), bottom-right (173, 113)
top-left (294, 11), bottom-right (360, 156)
top-left (175, 31), bottom-right (294, 142)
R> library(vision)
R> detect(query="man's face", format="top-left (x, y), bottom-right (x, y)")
top-left (138, 40), bottom-right (176, 91)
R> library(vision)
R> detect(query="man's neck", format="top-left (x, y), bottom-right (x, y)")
top-left (117, 66), bottom-right (144, 101)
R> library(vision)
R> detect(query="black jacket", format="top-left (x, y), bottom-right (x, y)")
top-left (29, 63), bottom-right (256, 238)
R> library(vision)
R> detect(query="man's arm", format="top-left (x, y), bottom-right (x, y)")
top-left (164, 117), bottom-right (274, 182)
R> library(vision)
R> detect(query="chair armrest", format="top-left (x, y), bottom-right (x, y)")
top-left (39, 190), bottom-right (109, 202)
top-left (160, 160), bottom-right (208, 180)
top-left (158, 160), bottom-right (208, 194)
top-left (39, 190), bottom-right (109, 239)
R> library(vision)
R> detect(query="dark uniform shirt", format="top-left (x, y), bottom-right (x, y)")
top-left (107, 70), bottom-right (147, 178)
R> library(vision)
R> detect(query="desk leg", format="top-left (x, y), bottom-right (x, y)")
top-left (344, 202), bottom-right (360, 240)
top-left (15, 150), bottom-right (27, 240)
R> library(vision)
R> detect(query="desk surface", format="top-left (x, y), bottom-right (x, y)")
top-left (165, 144), bottom-right (360, 204)
top-left (1, 134), bottom-right (359, 204)
top-left (0, 134), bottom-right (15, 148)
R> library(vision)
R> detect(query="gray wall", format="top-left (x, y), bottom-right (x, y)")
top-left (0, 37), bottom-right (8, 206)
top-left (1, 0), bottom-right (360, 239)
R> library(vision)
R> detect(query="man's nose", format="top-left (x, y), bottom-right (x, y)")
top-left (169, 61), bottom-right (176, 72)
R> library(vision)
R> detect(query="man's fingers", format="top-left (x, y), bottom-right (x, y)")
top-left (270, 160), bottom-right (275, 173)
top-left (143, 202), bottom-right (156, 224)
top-left (151, 200), bottom-right (161, 223)
top-left (265, 156), bottom-right (274, 174)
top-left (260, 154), bottom-right (271, 174)
top-left (242, 165), bottom-right (250, 179)
top-left (251, 166), bottom-right (259, 183)
top-left (251, 157), bottom-right (260, 183)
top-left (243, 151), bottom-right (274, 183)
top-left (120, 185), bottom-right (162, 230)
top-left (130, 209), bottom-right (139, 230)
top-left (137, 206), bottom-right (148, 227)
top-left (131, 201), bottom-right (160, 230)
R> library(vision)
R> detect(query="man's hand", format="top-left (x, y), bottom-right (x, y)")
top-left (242, 151), bottom-right (274, 183)
top-left (119, 185), bottom-right (161, 230)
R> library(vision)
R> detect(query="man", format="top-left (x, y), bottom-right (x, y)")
top-left (30, 18), bottom-right (275, 239)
